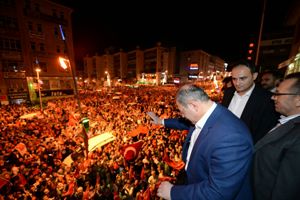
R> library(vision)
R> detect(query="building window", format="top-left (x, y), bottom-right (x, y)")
top-left (34, 3), bottom-right (40, 12)
top-left (54, 26), bottom-right (59, 38)
top-left (52, 9), bottom-right (57, 17)
top-left (24, 0), bottom-right (31, 9)
top-left (0, 38), bottom-right (21, 51)
top-left (2, 61), bottom-right (23, 72)
top-left (9, 17), bottom-right (18, 29)
top-left (60, 11), bottom-right (64, 19)
top-left (56, 45), bottom-right (60, 53)
top-left (31, 42), bottom-right (36, 51)
top-left (39, 43), bottom-right (45, 52)
top-left (28, 21), bottom-right (33, 32)
top-left (0, 0), bottom-right (16, 7)
top-left (0, 16), bottom-right (18, 30)
top-left (37, 24), bottom-right (42, 33)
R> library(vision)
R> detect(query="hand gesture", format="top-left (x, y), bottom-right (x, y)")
top-left (157, 181), bottom-right (173, 200)
top-left (147, 111), bottom-right (162, 125)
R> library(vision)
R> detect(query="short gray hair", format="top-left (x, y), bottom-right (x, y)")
top-left (176, 84), bottom-right (209, 107)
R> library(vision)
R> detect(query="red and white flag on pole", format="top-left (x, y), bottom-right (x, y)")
top-left (121, 141), bottom-right (143, 161)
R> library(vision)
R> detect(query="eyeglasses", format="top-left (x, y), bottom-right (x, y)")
top-left (272, 92), bottom-right (300, 96)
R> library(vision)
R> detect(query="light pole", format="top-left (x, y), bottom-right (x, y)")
top-left (59, 57), bottom-right (82, 114)
top-left (59, 24), bottom-right (88, 158)
top-left (255, 0), bottom-right (267, 68)
top-left (35, 68), bottom-right (43, 111)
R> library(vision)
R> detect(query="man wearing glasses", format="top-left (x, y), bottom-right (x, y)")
top-left (253, 72), bottom-right (300, 200)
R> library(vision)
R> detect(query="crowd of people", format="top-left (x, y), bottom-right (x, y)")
top-left (1, 60), bottom-right (300, 200)
top-left (1, 86), bottom-right (188, 199)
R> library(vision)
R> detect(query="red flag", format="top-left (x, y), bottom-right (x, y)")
top-left (113, 191), bottom-right (121, 200)
top-left (122, 141), bottom-right (143, 161)
top-left (140, 167), bottom-right (145, 180)
top-left (18, 173), bottom-right (27, 186)
top-left (128, 125), bottom-right (149, 137)
top-left (83, 184), bottom-right (90, 200)
top-left (142, 187), bottom-right (151, 200)
top-left (63, 180), bottom-right (75, 196)
top-left (14, 142), bottom-right (27, 156)
top-left (129, 165), bottom-right (135, 179)
top-left (163, 151), bottom-right (185, 171)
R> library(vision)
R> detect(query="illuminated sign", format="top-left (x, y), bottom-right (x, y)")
top-left (189, 64), bottom-right (199, 70)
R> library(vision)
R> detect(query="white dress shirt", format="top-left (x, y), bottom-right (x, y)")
top-left (228, 84), bottom-right (255, 118)
top-left (185, 102), bottom-right (217, 170)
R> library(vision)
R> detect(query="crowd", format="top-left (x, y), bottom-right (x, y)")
top-left (1, 63), bottom-right (299, 199)
top-left (0, 86), bottom-right (189, 200)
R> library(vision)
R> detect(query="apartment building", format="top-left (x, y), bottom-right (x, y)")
top-left (0, 0), bottom-right (74, 105)
top-left (83, 42), bottom-right (225, 87)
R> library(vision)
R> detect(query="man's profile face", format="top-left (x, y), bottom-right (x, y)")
top-left (231, 65), bottom-right (257, 95)
top-left (272, 79), bottom-right (298, 116)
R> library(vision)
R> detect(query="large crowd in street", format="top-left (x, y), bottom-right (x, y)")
top-left (0, 85), bottom-right (193, 200)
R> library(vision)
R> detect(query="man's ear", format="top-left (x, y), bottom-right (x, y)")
top-left (188, 100), bottom-right (201, 112)
top-left (295, 96), bottom-right (300, 107)
top-left (253, 72), bottom-right (258, 81)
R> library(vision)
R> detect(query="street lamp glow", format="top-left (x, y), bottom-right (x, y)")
top-left (58, 57), bottom-right (70, 70)
top-left (105, 71), bottom-right (111, 87)
top-left (35, 68), bottom-right (43, 111)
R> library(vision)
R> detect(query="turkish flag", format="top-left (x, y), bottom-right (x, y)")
top-left (163, 150), bottom-right (185, 170)
top-left (121, 141), bottom-right (143, 161)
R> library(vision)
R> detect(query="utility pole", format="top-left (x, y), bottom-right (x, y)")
top-left (59, 25), bottom-right (88, 158)
top-left (255, 0), bottom-right (267, 70)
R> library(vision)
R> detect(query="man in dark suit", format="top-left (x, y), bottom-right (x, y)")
top-left (253, 72), bottom-right (300, 200)
top-left (222, 60), bottom-right (279, 143)
top-left (148, 84), bottom-right (253, 200)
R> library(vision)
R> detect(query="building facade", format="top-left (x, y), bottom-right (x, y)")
top-left (83, 42), bottom-right (179, 87)
top-left (278, 0), bottom-right (300, 74)
top-left (0, 0), bottom-right (74, 105)
top-left (83, 43), bottom-right (226, 87)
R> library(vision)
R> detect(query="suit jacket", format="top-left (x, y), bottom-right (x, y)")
top-left (164, 104), bottom-right (253, 200)
top-left (253, 116), bottom-right (300, 200)
top-left (222, 85), bottom-right (280, 144)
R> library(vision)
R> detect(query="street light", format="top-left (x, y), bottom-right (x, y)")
top-left (35, 68), bottom-right (43, 111)
top-left (163, 70), bottom-right (168, 84)
top-left (105, 71), bottom-right (111, 87)
top-left (58, 56), bottom-right (82, 114)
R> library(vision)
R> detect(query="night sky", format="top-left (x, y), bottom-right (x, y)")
top-left (57, 0), bottom-right (294, 64)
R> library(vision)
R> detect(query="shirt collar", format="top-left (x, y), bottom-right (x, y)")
top-left (195, 102), bottom-right (217, 129)
top-left (279, 114), bottom-right (300, 125)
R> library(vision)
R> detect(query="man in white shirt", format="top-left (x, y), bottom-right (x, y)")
top-left (222, 60), bottom-right (280, 143)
